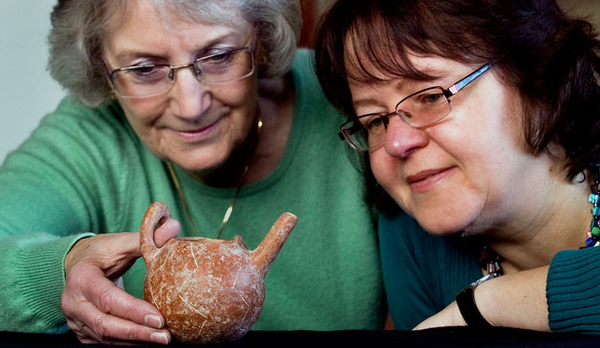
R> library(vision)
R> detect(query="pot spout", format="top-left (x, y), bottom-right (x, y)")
top-left (251, 212), bottom-right (297, 276)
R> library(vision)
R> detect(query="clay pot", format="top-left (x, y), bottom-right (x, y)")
top-left (139, 202), bottom-right (297, 344)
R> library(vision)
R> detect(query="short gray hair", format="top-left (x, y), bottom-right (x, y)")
top-left (48, 0), bottom-right (302, 107)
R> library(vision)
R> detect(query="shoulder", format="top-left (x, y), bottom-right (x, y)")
top-left (1, 96), bottom-right (162, 234)
top-left (379, 209), bottom-right (477, 260)
top-left (47, 97), bottom-right (132, 133)
top-left (5, 96), bottom-right (141, 173)
top-left (378, 208), bottom-right (482, 301)
top-left (290, 48), bottom-right (323, 95)
top-left (33, 97), bottom-right (138, 150)
top-left (291, 48), bottom-right (314, 72)
top-left (289, 49), bottom-right (343, 122)
top-left (379, 209), bottom-right (437, 252)
top-left (379, 210), bottom-right (429, 272)
top-left (379, 209), bottom-right (483, 329)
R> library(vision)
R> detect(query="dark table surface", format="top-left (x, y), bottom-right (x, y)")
top-left (3, 327), bottom-right (600, 347)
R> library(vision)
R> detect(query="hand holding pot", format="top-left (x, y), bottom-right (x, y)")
top-left (140, 202), bottom-right (297, 344)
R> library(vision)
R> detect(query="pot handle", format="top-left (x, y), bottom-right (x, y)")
top-left (139, 202), bottom-right (172, 265)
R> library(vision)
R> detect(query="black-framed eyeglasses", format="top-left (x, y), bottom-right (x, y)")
top-left (107, 32), bottom-right (258, 98)
top-left (339, 63), bottom-right (493, 152)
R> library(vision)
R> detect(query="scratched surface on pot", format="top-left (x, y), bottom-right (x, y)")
top-left (144, 239), bottom-right (264, 344)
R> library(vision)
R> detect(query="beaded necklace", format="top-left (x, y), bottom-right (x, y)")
top-left (585, 172), bottom-right (600, 248)
top-left (479, 245), bottom-right (503, 277)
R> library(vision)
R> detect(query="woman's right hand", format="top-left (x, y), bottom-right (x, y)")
top-left (61, 219), bottom-right (180, 345)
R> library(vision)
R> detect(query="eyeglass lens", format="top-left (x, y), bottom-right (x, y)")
top-left (345, 87), bottom-right (450, 151)
top-left (111, 48), bottom-right (254, 98)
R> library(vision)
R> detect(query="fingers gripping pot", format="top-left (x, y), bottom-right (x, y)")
top-left (139, 202), bottom-right (297, 344)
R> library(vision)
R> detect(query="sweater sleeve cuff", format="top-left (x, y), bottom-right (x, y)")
top-left (547, 247), bottom-right (600, 334)
top-left (10, 233), bottom-right (95, 332)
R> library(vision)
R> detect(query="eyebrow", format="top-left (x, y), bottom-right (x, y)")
top-left (351, 79), bottom-right (409, 110)
top-left (111, 31), bottom-right (241, 64)
top-left (350, 68), bottom-right (459, 113)
top-left (352, 80), bottom-right (402, 109)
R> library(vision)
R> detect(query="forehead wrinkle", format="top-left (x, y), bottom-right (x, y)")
top-left (158, 0), bottom-right (248, 30)
top-left (111, 29), bottom-right (238, 62)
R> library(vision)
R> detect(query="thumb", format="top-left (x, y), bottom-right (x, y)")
top-left (154, 218), bottom-right (181, 247)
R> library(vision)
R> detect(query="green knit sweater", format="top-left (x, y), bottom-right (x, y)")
top-left (380, 208), bottom-right (600, 334)
top-left (0, 49), bottom-right (385, 333)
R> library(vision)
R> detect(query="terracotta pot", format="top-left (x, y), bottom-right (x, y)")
top-left (139, 202), bottom-right (297, 344)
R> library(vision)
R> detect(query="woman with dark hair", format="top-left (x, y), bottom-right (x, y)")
top-left (315, 0), bottom-right (600, 333)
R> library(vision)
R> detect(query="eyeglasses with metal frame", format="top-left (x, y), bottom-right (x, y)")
top-left (338, 63), bottom-right (493, 152)
top-left (107, 34), bottom-right (257, 98)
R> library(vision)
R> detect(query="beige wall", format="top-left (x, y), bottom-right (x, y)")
top-left (0, 0), bottom-right (65, 164)
top-left (558, 0), bottom-right (600, 31)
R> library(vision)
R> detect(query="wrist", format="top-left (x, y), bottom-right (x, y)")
top-left (64, 235), bottom-right (94, 276)
top-left (456, 273), bottom-right (499, 327)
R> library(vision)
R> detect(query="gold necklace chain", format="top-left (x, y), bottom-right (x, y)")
top-left (166, 117), bottom-right (262, 239)
top-left (166, 161), bottom-right (200, 236)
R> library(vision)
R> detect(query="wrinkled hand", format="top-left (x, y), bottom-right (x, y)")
top-left (62, 219), bottom-right (180, 345)
top-left (413, 301), bottom-right (466, 330)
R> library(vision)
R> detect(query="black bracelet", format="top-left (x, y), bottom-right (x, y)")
top-left (455, 273), bottom-right (499, 327)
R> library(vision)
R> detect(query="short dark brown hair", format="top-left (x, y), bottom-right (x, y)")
top-left (314, 0), bottom-right (600, 211)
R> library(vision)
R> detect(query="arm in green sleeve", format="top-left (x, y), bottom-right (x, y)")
top-left (548, 247), bottom-right (600, 334)
top-left (0, 232), bottom-right (94, 332)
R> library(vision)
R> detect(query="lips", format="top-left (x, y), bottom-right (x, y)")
top-left (172, 118), bottom-right (221, 141)
top-left (178, 127), bottom-right (209, 134)
top-left (406, 167), bottom-right (455, 193)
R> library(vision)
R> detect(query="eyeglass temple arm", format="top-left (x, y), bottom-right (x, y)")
top-left (446, 63), bottom-right (492, 96)
top-left (338, 120), bottom-right (363, 140)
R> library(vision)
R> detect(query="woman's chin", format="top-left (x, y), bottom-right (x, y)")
top-left (407, 198), bottom-right (484, 237)
top-left (422, 225), bottom-right (461, 236)
top-left (415, 215), bottom-right (472, 237)
top-left (170, 156), bottom-right (225, 177)
top-left (168, 146), bottom-right (230, 170)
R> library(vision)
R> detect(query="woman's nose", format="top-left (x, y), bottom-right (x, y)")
top-left (383, 115), bottom-right (429, 158)
top-left (170, 68), bottom-right (211, 120)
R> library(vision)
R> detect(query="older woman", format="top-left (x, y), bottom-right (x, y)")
top-left (0, 0), bottom-right (386, 344)
top-left (315, 0), bottom-right (600, 334)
